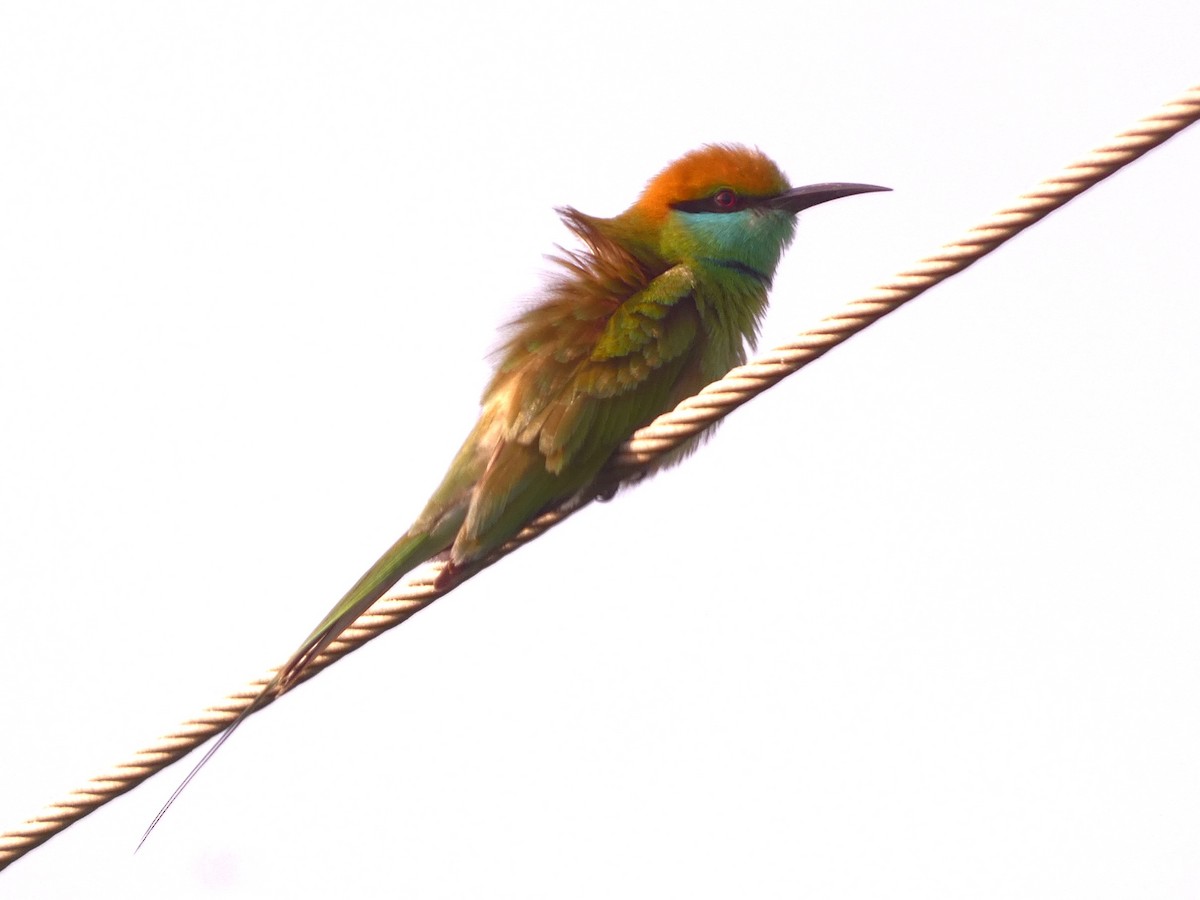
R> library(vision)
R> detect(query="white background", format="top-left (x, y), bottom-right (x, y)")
top-left (2, 3), bottom-right (1199, 897)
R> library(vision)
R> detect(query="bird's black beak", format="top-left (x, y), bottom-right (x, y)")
top-left (766, 182), bottom-right (891, 213)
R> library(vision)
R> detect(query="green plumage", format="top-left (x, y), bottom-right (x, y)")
top-left (143, 146), bottom-right (887, 844)
top-left (284, 198), bottom-right (775, 686)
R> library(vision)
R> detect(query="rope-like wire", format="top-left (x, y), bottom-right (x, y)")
top-left (2, 83), bottom-right (1197, 872)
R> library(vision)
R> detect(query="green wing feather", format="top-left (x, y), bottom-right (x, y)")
top-left (450, 256), bottom-right (701, 562)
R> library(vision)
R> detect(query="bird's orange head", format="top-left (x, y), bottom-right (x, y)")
top-left (632, 144), bottom-right (790, 222)
top-left (580, 144), bottom-right (887, 278)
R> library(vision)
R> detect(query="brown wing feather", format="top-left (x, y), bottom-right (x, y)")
top-left (448, 212), bottom-right (701, 564)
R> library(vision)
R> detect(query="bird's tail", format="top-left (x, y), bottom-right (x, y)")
top-left (275, 527), bottom-right (444, 692)
top-left (138, 526), bottom-right (445, 850)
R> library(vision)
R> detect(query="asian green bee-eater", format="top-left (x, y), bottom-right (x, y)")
top-left (144, 145), bottom-right (886, 839)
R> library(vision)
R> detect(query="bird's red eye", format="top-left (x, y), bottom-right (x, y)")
top-left (713, 188), bottom-right (738, 209)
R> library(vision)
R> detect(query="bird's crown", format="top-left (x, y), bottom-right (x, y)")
top-left (633, 144), bottom-right (789, 221)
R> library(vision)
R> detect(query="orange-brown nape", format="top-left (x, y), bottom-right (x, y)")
top-left (632, 144), bottom-right (791, 221)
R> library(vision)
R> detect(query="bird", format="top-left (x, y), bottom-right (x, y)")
top-left (140, 144), bottom-right (887, 844)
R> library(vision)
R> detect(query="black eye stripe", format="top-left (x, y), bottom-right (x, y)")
top-left (670, 194), bottom-right (769, 214)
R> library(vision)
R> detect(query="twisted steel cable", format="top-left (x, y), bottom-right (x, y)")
top-left (2, 82), bottom-right (1197, 872)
